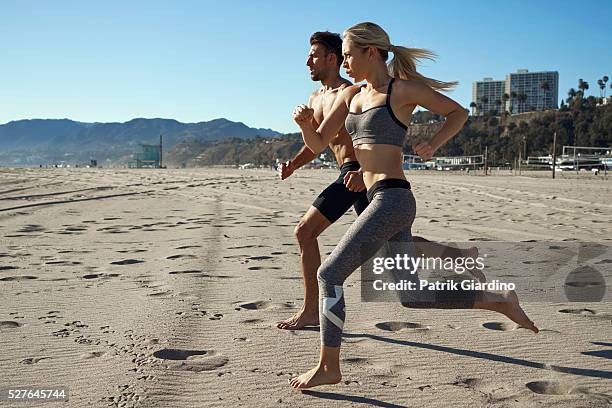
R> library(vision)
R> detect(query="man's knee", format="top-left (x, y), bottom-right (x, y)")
top-left (295, 212), bottom-right (327, 243)
top-left (294, 218), bottom-right (317, 243)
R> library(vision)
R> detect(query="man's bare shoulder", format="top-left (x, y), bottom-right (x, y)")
top-left (333, 78), bottom-right (354, 92)
top-left (339, 83), bottom-right (363, 99)
top-left (307, 89), bottom-right (322, 106)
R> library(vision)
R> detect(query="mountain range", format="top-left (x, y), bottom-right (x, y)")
top-left (0, 118), bottom-right (280, 166)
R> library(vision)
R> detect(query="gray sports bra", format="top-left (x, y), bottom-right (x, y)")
top-left (345, 78), bottom-right (407, 147)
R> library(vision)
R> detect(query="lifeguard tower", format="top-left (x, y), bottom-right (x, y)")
top-left (129, 135), bottom-right (163, 168)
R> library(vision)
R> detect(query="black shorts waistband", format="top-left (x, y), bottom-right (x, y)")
top-left (339, 161), bottom-right (360, 172)
top-left (366, 178), bottom-right (411, 202)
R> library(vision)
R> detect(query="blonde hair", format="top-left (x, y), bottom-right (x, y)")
top-left (343, 22), bottom-right (457, 91)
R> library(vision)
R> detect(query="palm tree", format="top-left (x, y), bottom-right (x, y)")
top-left (495, 99), bottom-right (502, 115)
top-left (598, 79), bottom-right (605, 98)
top-left (518, 93), bottom-right (528, 113)
top-left (469, 101), bottom-right (477, 116)
top-left (602, 75), bottom-right (609, 98)
top-left (480, 96), bottom-right (489, 116)
top-left (578, 79), bottom-right (589, 98)
top-left (540, 81), bottom-right (550, 110)
top-left (510, 91), bottom-right (517, 114)
top-left (567, 88), bottom-right (577, 104)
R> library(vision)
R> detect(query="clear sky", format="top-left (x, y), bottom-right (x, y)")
top-left (1, 0), bottom-right (611, 133)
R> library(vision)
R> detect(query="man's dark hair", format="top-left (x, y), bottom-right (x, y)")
top-left (310, 31), bottom-right (343, 66)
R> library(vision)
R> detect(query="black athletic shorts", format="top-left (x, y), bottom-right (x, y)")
top-left (312, 161), bottom-right (369, 223)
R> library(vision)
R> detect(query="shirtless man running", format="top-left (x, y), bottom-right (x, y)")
top-left (277, 31), bottom-right (368, 330)
top-left (277, 31), bottom-right (482, 330)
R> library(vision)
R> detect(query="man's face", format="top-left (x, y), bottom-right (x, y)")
top-left (306, 43), bottom-right (332, 81)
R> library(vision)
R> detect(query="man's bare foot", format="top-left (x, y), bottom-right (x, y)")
top-left (277, 308), bottom-right (319, 330)
top-left (491, 290), bottom-right (539, 333)
top-left (463, 246), bottom-right (487, 283)
top-left (289, 364), bottom-right (341, 389)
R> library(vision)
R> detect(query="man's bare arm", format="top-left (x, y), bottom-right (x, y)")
top-left (289, 145), bottom-right (318, 169)
top-left (279, 94), bottom-right (320, 180)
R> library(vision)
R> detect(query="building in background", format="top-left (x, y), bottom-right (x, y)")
top-left (506, 69), bottom-right (559, 114)
top-left (472, 78), bottom-right (506, 116)
top-left (471, 69), bottom-right (559, 115)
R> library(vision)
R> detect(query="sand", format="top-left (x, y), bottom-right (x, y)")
top-left (0, 167), bottom-right (610, 407)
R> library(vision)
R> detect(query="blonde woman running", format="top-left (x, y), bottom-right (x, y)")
top-left (289, 22), bottom-right (538, 389)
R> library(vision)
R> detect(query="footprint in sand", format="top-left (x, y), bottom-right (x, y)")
top-left (343, 357), bottom-right (368, 364)
top-left (525, 380), bottom-right (578, 395)
top-left (45, 260), bottom-right (82, 265)
top-left (247, 266), bottom-right (281, 271)
top-left (20, 356), bottom-right (51, 364)
top-left (168, 270), bottom-right (202, 275)
top-left (558, 308), bottom-right (597, 315)
top-left (199, 273), bottom-right (234, 279)
top-left (240, 318), bottom-right (264, 324)
top-left (17, 224), bottom-right (46, 233)
top-left (482, 322), bottom-right (517, 331)
top-left (0, 276), bottom-right (38, 281)
top-left (152, 348), bottom-right (228, 372)
top-left (372, 362), bottom-right (416, 379)
top-left (166, 254), bottom-right (197, 260)
top-left (0, 321), bottom-right (23, 329)
top-left (110, 259), bottom-right (144, 265)
top-left (81, 351), bottom-right (106, 359)
top-left (375, 322), bottom-right (429, 332)
top-left (147, 290), bottom-right (173, 298)
top-left (239, 301), bottom-right (271, 310)
top-left (451, 378), bottom-right (483, 388)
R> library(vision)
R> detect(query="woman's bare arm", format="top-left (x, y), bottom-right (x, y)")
top-left (292, 85), bottom-right (359, 154)
top-left (396, 80), bottom-right (468, 160)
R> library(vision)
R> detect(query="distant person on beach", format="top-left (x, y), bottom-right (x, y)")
top-left (277, 31), bottom-right (483, 331)
top-left (289, 22), bottom-right (538, 389)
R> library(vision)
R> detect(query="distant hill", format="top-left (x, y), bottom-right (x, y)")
top-left (0, 118), bottom-right (280, 166)
top-left (165, 134), bottom-right (305, 167)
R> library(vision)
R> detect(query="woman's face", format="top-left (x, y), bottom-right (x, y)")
top-left (342, 39), bottom-right (368, 82)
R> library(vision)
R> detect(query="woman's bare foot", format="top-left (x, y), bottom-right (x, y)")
top-left (289, 364), bottom-right (341, 389)
top-left (463, 246), bottom-right (487, 283)
top-left (480, 290), bottom-right (539, 333)
top-left (277, 308), bottom-right (319, 330)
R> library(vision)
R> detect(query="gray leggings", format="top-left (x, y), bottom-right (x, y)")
top-left (318, 181), bottom-right (480, 347)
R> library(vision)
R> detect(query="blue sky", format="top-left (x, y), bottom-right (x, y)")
top-left (1, 0), bottom-right (611, 133)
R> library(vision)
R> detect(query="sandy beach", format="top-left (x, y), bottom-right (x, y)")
top-left (0, 167), bottom-right (610, 407)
